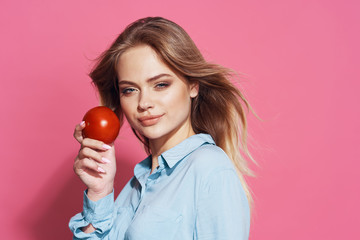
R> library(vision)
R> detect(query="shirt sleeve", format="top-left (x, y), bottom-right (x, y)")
top-left (69, 190), bottom-right (115, 239)
top-left (195, 169), bottom-right (250, 240)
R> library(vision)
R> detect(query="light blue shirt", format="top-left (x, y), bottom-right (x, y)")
top-left (69, 134), bottom-right (250, 239)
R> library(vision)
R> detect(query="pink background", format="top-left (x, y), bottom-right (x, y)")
top-left (1, 0), bottom-right (359, 239)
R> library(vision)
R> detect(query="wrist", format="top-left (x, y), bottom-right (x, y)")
top-left (87, 185), bottom-right (113, 201)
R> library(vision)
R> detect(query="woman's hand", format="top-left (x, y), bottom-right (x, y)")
top-left (73, 121), bottom-right (117, 201)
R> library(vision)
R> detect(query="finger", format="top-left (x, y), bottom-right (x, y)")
top-left (78, 147), bottom-right (111, 164)
top-left (74, 157), bottom-right (106, 174)
top-left (74, 121), bottom-right (86, 143)
top-left (81, 138), bottom-right (112, 152)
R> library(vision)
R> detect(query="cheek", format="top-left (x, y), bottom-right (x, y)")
top-left (162, 89), bottom-right (191, 112)
top-left (120, 98), bottom-right (135, 118)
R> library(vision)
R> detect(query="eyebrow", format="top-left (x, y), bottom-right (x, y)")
top-left (118, 73), bottom-right (172, 85)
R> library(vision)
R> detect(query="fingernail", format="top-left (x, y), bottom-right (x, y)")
top-left (103, 144), bottom-right (111, 150)
top-left (80, 121), bottom-right (85, 127)
top-left (97, 167), bottom-right (106, 173)
top-left (102, 157), bottom-right (111, 163)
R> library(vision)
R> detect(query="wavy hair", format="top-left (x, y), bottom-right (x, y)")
top-left (90, 17), bottom-right (256, 206)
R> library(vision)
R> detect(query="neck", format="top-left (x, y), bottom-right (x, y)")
top-left (149, 121), bottom-right (195, 173)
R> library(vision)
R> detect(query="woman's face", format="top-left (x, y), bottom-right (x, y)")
top-left (117, 45), bottom-right (198, 145)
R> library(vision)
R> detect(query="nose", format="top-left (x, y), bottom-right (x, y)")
top-left (137, 91), bottom-right (154, 111)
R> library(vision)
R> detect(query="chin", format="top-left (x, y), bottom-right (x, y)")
top-left (141, 131), bottom-right (168, 140)
top-left (134, 126), bottom-right (168, 140)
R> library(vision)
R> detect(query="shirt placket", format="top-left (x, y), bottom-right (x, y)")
top-left (132, 164), bottom-right (163, 219)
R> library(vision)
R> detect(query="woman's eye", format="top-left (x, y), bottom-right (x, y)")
top-left (121, 88), bottom-right (136, 95)
top-left (155, 82), bottom-right (169, 89)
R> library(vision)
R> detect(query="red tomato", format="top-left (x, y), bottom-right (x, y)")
top-left (82, 106), bottom-right (120, 144)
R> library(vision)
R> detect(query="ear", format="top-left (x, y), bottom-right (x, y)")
top-left (189, 82), bottom-right (199, 98)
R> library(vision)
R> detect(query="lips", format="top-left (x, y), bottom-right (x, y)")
top-left (138, 114), bottom-right (164, 126)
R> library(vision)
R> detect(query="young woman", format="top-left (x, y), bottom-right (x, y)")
top-left (69, 17), bottom-right (254, 239)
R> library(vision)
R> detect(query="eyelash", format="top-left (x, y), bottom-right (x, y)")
top-left (121, 88), bottom-right (136, 95)
top-left (155, 82), bottom-right (170, 89)
top-left (120, 82), bottom-right (170, 96)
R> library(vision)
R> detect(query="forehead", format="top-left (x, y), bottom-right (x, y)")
top-left (117, 45), bottom-right (173, 81)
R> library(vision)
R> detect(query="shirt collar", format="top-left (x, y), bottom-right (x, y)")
top-left (134, 133), bottom-right (215, 178)
top-left (161, 133), bottom-right (215, 168)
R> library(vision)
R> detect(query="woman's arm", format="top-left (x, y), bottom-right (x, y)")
top-left (69, 122), bottom-right (117, 239)
top-left (69, 189), bottom-right (115, 239)
top-left (82, 224), bottom-right (96, 234)
top-left (195, 169), bottom-right (250, 240)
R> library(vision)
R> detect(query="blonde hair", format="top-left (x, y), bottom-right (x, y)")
top-left (90, 17), bottom-right (255, 206)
